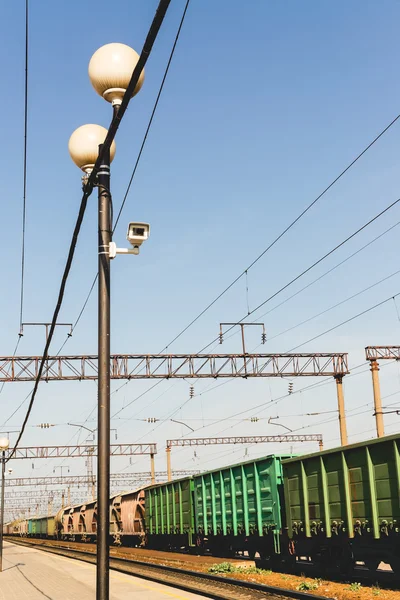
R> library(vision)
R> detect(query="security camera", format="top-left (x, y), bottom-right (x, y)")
top-left (109, 221), bottom-right (150, 259)
top-left (127, 222), bottom-right (150, 249)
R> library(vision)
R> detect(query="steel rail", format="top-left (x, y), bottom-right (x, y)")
top-left (6, 539), bottom-right (329, 600)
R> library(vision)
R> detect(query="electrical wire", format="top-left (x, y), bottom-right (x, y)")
top-left (7, 0), bottom-right (172, 462)
top-left (113, 0), bottom-right (191, 231)
top-left (60, 0), bottom-right (192, 361)
top-left (266, 268), bottom-right (400, 343)
top-left (198, 197), bottom-right (400, 353)
top-left (156, 113), bottom-right (400, 352)
top-left (113, 195), bottom-right (400, 412)
top-left (19, 0), bottom-right (29, 332)
top-left (287, 292), bottom-right (400, 352)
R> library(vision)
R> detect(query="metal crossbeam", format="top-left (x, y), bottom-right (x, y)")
top-left (5, 443), bottom-right (156, 460)
top-left (167, 434), bottom-right (323, 447)
top-left (5, 470), bottom-right (197, 487)
top-left (365, 346), bottom-right (400, 361)
top-left (5, 490), bottom-right (68, 498)
top-left (0, 353), bottom-right (348, 382)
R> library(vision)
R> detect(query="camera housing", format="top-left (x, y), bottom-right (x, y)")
top-left (127, 222), bottom-right (150, 248)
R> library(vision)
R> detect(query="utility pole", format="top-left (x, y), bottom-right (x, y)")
top-left (166, 446), bottom-right (172, 482)
top-left (334, 375), bottom-right (348, 445)
top-left (0, 439), bottom-right (9, 573)
top-left (370, 359), bottom-right (384, 437)
top-left (363, 346), bottom-right (399, 438)
top-left (150, 452), bottom-right (155, 485)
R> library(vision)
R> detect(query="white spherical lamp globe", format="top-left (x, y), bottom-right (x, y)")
top-left (68, 124), bottom-right (116, 173)
top-left (0, 438), bottom-right (9, 451)
top-left (88, 43), bottom-right (145, 105)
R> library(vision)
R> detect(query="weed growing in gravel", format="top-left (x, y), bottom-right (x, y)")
top-left (297, 580), bottom-right (320, 591)
top-left (348, 582), bottom-right (362, 592)
top-left (208, 563), bottom-right (272, 576)
top-left (208, 562), bottom-right (235, 573)
top-left (372, 585), bottom-right (381, 596)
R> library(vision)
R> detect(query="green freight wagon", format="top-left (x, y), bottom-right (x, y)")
top-left (28, 518), bottom-right (37, 537)
top-left (145, 477), bottom-right (195, 549)
top-left (282, 433), bottom-right (400, 573)
top-left (193, 455), bottom-right (289, 559)
top-left (36, 517), bottom-right (48, 537)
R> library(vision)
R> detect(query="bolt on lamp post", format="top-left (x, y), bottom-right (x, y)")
top-left (69, 43), bottom-right (144, 600)
top-left (0, 437), bottom-right (9, 572)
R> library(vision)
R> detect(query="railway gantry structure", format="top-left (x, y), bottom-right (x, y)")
top-left (165, 434), bottom-right (324, 480)
top-left (365, 346), bottom-right (400, 438)
top-left (0, 352), bottom-right (348, 380)
top-left (4, 444), bottom-right (158, 485)
top-left (4, 470), bottom-right (197, 487)
top-left (0, 352), bottom-right (349, 445)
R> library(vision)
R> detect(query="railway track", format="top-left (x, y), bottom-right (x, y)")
top-left (6, 538), bottom-right (330, 600)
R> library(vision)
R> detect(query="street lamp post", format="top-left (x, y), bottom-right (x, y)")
top-left (0, 437), bottom-right (10, 572)
top-left (69, 42), bottom-right (144, 600)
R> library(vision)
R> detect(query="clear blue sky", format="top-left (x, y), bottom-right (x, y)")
top-left (1, 0), bottom-right (400, 507)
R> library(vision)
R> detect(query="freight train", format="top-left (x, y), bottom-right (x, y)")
top-left (5, 433), bottom-right (400, 575)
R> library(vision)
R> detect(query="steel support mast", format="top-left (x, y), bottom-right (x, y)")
top-left (364, 346), bottom-right (400, 438)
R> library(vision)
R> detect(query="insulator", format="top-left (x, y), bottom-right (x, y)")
top-left (219, 332), bottom-right (223, 344)
top-left (288, 382), bottom-right (294, 394)
top-left (189, 385), bottom-right (194, 399)
top-left (250, 417), bottom-right (259, 423)
top-left (261, 333), bottom-right (266, 344)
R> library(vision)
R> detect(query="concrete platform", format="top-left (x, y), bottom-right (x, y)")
top-left (0, 542), bottom-right (209, 599)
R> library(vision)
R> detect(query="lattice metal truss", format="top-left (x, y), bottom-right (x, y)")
top-left (5, 470), bottom-right (197, 487)
top-left (167, 434), bottom-right (323, 447)
top-left (0, 353), bottom-right (349, 381)
top-left (365, 346), bottom-right (400, 360)
top-left (4, 443), bottom-right (156, 460)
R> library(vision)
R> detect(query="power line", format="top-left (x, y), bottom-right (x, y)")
top-left (113, 0), bottom-right (191, 231)
top-left (253, 219), bottom-right (400, 327)
top-left (113, 198), bottom-right (400, 416)
top-left (199, 196), bottom-right (400, 352)
top-left (288, 292), bottom-right (400, 352)
top-left (157, 113), bottom-right (400, 351)
top-left (1, 1), bottom-right (29, 403)
top-left (36, 0), bottom-right (192, 461)
top-left (267, 268), bottom-right (400, 343)
top-left (59, 0), bottom-right (192, 359)
top-left (7, 0), bottom-right (171, 462)
top-left (19, 0), bottom-right (29, 331)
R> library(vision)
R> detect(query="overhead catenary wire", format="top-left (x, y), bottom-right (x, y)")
top-left (57, 0), bottom-right (192, 361)
top-left (19, 0), bottom-right (29, 332)
top-left (56, 52), bottom-right (400, 427)
top-left (33, 0), bottom-right (192, 459)
top-left (7, 0), bottom-right (172, 462)
top-left (287, 292), bottom-right (400, 352)
top-left (0, 1), bottom-right (29, 402)
top-left (157, 113), bottom-right (400, 352)
top-left (197, 196), bottom-right (400, 353)
top-left (265, 268), bottom-right (400, 344)
top-left (112, 196), bottom-right (400, 413)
